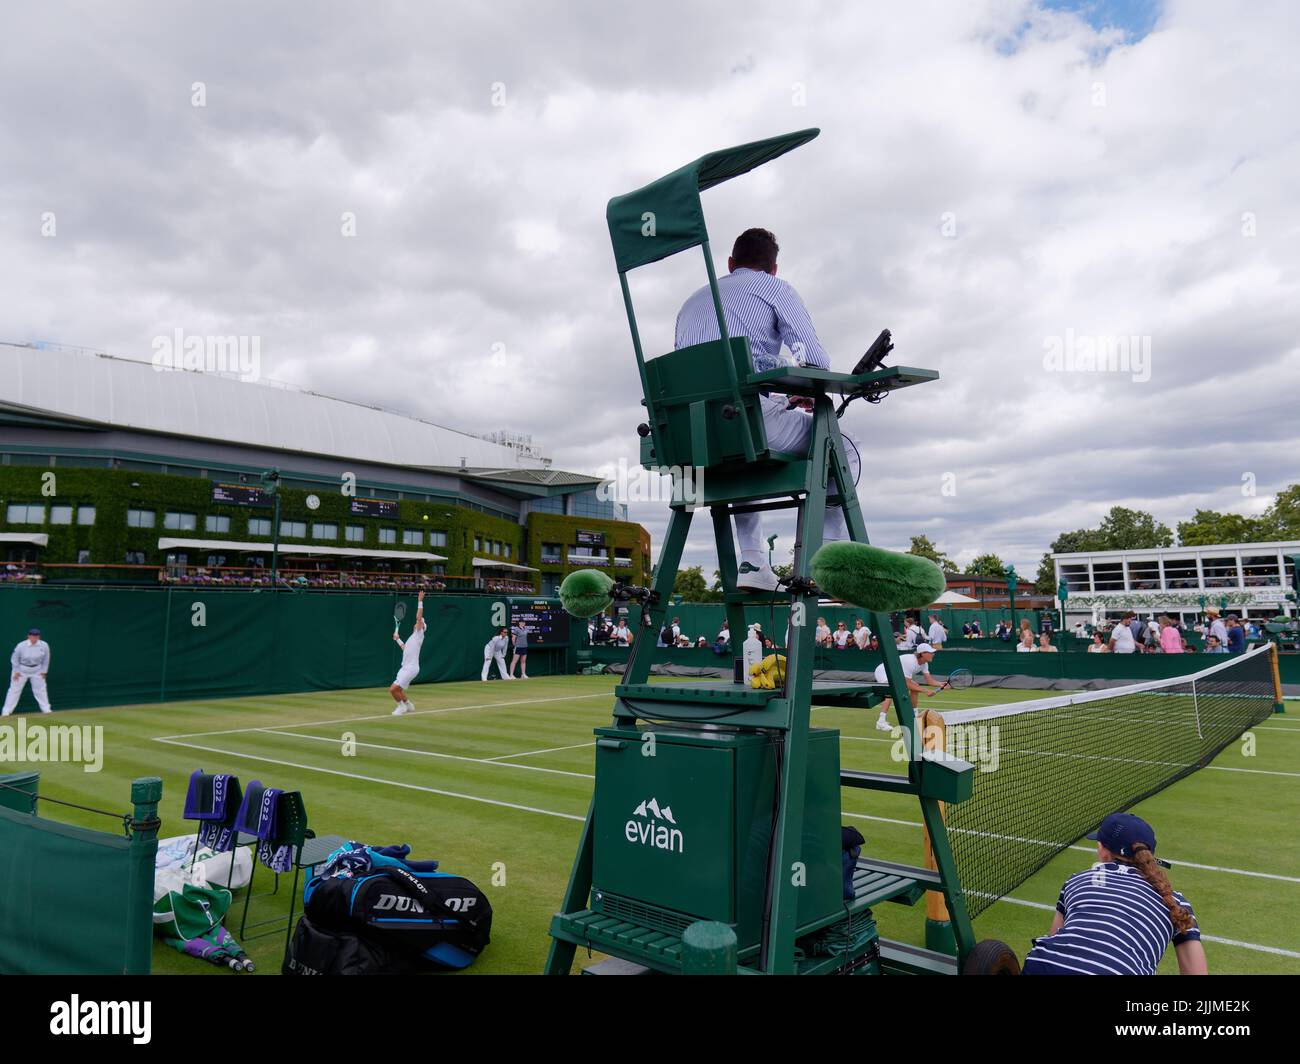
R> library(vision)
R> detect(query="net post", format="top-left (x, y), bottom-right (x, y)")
top-left (920, 709), bottom-right (956, 955)
top-left (1268, 643), bottom-right (1286, 714)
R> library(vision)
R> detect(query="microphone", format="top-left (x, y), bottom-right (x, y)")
top-left (810, 542), bottom-right (946, 613)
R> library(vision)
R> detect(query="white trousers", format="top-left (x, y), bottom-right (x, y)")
top-left (3, 672), bottom-right (51, 714)
top-left (733, 396), bottom-right (863, 558)
top-left (482, 653), bottom-right (509, 680)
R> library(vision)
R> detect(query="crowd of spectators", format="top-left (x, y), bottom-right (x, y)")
top-left (157, 567), bottom-right (454, 592)
top-left (1067, 608), bottom-right (1261, 654)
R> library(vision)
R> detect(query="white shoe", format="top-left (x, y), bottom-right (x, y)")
top-left (737, 561), bottom-right (780, 593)
top-left (391, 704), bottom-right (408, 716)
top-left (874, 717), bottom-right (893, 732)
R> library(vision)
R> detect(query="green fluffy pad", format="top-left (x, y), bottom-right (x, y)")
top-left (811, 542), bottom-right (946, 613)
top-left (559, 569), bottom-right (615, 618)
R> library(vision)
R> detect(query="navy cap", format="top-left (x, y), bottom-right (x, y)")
top-left (27, 628), bottom-right (40, 636)
top-left (1088, 812), bottom-right (1156, 858)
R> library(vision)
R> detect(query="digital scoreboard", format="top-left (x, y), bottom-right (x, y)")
top-left (510, 599), bottom-right (570, 647)
top-left (211, 482), bottom-right (273, 507)
top-left (576, 530), bottom-right (606, 547)
top-left (349, 497), bottom-right (399, 519)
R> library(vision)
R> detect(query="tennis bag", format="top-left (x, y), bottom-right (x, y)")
top-left (283, 914), bottom-right (417, 976)
top-left (303, 864), bottom-right (492, 970)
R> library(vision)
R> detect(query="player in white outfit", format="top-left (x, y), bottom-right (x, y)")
top-left (389, 591), bottom-right (425, 716)
top-left (3, 628), bottom-right (53, 715)
top-left (871, 643), bottom-right (942, 732)
top-left (482, 628), bottom-right (511, 681)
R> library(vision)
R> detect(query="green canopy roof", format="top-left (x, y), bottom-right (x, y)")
top-left (606, 128), bottom-right (820, 273)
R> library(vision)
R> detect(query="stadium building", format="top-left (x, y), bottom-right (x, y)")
top-left (0, 342), bottom-right (650, 595)
top-left (1052, 541), bottom-right (1300, 626)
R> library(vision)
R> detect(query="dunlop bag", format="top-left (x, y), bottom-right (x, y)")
top-left (282, 914), bottom-right (416, 976)
top-left (304, 865), bottom-right (492, 969)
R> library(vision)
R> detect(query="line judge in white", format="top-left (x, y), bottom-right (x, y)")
top-left (389, 591), bottom-right (425, 716)
top-left (3, 627), bottom-right (53, 716)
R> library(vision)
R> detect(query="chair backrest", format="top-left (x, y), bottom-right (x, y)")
top-left (642, 337), bottom-right (771, 470)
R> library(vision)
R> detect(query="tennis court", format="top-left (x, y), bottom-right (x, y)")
top-left (19, 665), bottom-right (1300, 975)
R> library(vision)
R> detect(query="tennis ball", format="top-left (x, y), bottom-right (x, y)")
top-left (560, 568), bottom-right (614, 618)
top-left (811, 542), bottom-right (946, 613)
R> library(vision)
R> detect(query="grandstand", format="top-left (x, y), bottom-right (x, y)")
top-left (0, 342), bottom-right (649, 595)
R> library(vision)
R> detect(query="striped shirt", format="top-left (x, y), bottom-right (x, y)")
top-left (674, 267), bottom-right (829, 373)
top-left (1023, 862), bottom-right (1199, 975)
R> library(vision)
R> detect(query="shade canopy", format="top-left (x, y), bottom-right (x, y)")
top-left (606, 129), bottom-right (820, 273)
top-left (932, 589), bottom-right (980, 604)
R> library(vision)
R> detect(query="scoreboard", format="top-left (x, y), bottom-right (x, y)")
top-left (576, 530), bottom-right (605, 547)
top-left (349, 497), bottom-right (399, 519)
top-left (211, 482), bottom-right (272, 507)
top-left (510, 599), bottom-right (570, 647)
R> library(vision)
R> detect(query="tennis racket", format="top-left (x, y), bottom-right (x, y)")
top-left (937, 667), bottom-right (973, 692)
top-left (393, 600), bottom-right (406, 636)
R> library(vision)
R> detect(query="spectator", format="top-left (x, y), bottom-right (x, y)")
top-left (716, 621), bottom-right (730, 647)
top-left (927, 614), bottom-right (947, 649)
top-left (1206, 608), bottom-right (1229, 650)
top-left (832, 622), bottom-right (852, 649)
top-left (1225, 616), bottom-right (1246, 654)
top-left (969, 620), bottom-right (982, 638)
top-left (1016, 630), bottom-right (1035, 653)
top-left (614, 619), bottom-right (632, 646)
top-left (695, 636), bottom-right (708, 649)
top-left (815, 617), bottom-right (832, 647)
top-left (852, 618), bottom-right (872, 650)
top-left (1204, 635), bottom-right (1227, 654)
top-left (961, 622), bottom-right (972, 638)
top-left (1088, 633), bottom-right (1108, 654)
top-left (1037, 633), bottom-right (1058, 653)
top-left (1159, 616), bottom-right (1183, 654)
top-left (995, 621), bottom-right (1013, 643)
top-left (1127, 612), bottom-right (1145, 645)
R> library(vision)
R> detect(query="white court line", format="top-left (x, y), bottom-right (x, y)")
top-left (991, 895), bottom-right (1300, 959)
top-left (259, 730), bottom-right (594, 780)
top-left (153, 737), bottom-right (586, 821)
top-left (841, 811), bottom-right (1300, 884)
top-left (154, 691), bottom-right (610, 741)
top-left (486, 741), bottom-right (597, 761)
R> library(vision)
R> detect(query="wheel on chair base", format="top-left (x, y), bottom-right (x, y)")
top-left (962, 939), bottom-right (1021, 975)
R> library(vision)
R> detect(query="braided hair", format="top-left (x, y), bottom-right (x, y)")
top-left (1126, 843), bottom-right (1195, 934)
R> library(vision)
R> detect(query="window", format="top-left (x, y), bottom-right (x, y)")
top-left (504, 544), bottom-right (511, 559)
top-left (429, 531), bottom-right (447, 548)
top-left (345, 525), bottom-right (364, 543)
top-left (127, 509), bottom-right (155, 529)
top-left (124, 550), bottom-right (147, 564)
top-left (541, 542), bottom-right (563, 563)
top-left (474, 536), bottom-right (482, 552)
top-left (1058, 564), bottom-right (1090, 592)
top-left (1092, 562), bottom-right (1124, 591)
top-left (379, 527), bottom-right (397, 545)
top-left (1241, 555), bottom-right (1280, 587)
top-left (1201, 556), bottom-right (1238, 589)
top-left (77, 506), bottom-right (96, 525)
top-left (77, 549), bottom-right (91, 564)
top-left (205, 514), bottom-right (231, 533)
top-left (312, 523), bottom-right (338, 540)
top-left (248, 517), bottom-right (272, 536)
top-left (206, 554), bottom-right (227, 567)
top-left (281, 520), bottom-right (306, 538)
top-left (164, 512), bottom-right (197, 531)
top-left (6, 503), bottom-right (44, 523)
top-left (50, 505), bottom-right (73, 525)
top-left (1126, 559), bottom-right (1160, 590)
top-left (403, 530), bottom-right (423, 546)
top-left (1163, 557), bottom-right (1198, 589)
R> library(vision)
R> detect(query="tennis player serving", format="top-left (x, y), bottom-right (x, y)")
top-left (389, 590), bottom-right (425, 716)
top-left (871, 642), bottom-right (943, 732)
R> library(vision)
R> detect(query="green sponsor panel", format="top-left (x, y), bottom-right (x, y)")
top-left (589, 725), bottom-right (841, 953)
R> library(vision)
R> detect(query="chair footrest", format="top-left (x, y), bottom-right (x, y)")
top-left (878, 939), bottom-right (960, 976)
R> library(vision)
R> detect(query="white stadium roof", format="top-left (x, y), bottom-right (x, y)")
top-left (0, 342), bottom-right (542, 471)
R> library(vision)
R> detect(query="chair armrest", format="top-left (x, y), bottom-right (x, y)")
top-left (747, 365), bottom-right (939, 397)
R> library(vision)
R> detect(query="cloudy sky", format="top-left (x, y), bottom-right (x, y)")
top-left (3, 0), bottom-right (1297, 577)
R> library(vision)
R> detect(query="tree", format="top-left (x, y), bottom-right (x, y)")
top-left (673, 566), bottom-right (721, 602)
top-left (1260, 483), bottom-right (1300, 540)
top-left (1177, 509), bottom-right (1262, 546)
top-left (907, 535), bottom-right (958, 573)
top-left (964, 553), bottom-right (1007, 579)
top-left (1095, 507), bottom-right (1173, 551)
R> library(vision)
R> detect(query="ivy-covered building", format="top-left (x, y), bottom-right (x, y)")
top-left (0, 343), bottom-right (650, 594)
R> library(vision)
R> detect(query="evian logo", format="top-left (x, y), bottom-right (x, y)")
top-left (624, 797), bottom-right (683, 853)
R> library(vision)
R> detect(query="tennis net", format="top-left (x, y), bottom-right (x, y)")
top-left (935, 643), bottom-right (1281, 918)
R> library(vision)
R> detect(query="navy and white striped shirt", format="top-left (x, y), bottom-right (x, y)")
top-left (674, 267), bottom-right (829, 373)
top-left (1023, 862), bottom-right (1200, 975)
